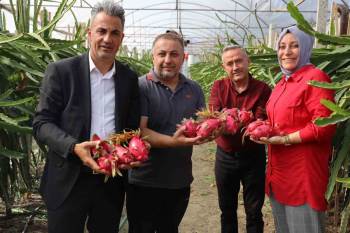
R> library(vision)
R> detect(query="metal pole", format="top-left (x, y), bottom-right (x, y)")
top-left (315, 0), bottom-right (328, 47)
top-left (268, 23), bottom-right (274, 49)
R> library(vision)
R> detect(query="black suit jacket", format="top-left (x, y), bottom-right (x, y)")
top-left (33, 53), bottom-right (140, 210)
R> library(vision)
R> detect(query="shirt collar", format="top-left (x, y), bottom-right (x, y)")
top-left (89, 52), bottom-right (116, 78)
top-left (226, 73), bottom-right (253, 94)
top-left (283, 64), bottom-right (314, 83)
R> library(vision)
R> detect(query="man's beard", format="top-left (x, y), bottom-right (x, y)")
top-left (156, 69), bottom-right (178, 80)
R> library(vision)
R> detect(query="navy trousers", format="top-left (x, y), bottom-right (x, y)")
top-left (127, 184), bottom-right (190, 233)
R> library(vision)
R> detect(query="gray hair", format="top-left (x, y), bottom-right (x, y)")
top-left (152, 31), bottom-right (185, 53)
top-left (221, 45), bottom-right (248, 61)
top-left (91, 0), bottom-right (125, 29)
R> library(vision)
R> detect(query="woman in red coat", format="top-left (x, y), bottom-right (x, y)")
top-left (255, 25), bottom-right (336, 233)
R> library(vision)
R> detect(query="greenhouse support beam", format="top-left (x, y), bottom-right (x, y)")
top-left (315, 0), bottom-right (328, 48)
top-left (1, 4), bottom-right (319, 13)
top-left (268, 24), bottom-right (276, 49)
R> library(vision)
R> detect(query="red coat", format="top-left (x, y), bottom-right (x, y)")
top-left (265, 64), bottom-right (336, 211)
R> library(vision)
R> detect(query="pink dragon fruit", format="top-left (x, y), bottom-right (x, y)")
top-left (224, 115), bottom-right (240, 134)
top-left (90, 134), bottom-right (112, 158)
top-left (114, 145), bottom-right (135, 164)
top-left (238, 110), bottom-right (254, 126)
top-left (181, 118), bottom-right (199, 138)
top-left (196, 118), bottom-right (222, 138)
top-left (128, 136), bottom-right (149, 162)
top-left (223, 108), bottom-right (239, 120)
top-left (243, 120), bottom-right (282, 141)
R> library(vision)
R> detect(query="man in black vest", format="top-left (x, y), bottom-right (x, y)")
top-left (33, 1), bottom-right (139, 232)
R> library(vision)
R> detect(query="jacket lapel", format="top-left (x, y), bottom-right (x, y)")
top-left (114, 61), bottom-right (120, 132)
top-left (79, 53), bottom-right (92, 139)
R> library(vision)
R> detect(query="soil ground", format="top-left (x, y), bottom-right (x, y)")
top-left (178, 142), bottom-right (275, 233)
top-left (0, 142), bottom-right (337, 233)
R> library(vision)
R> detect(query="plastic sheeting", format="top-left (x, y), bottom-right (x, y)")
top-left (1, 0), bottom-right (348, 53)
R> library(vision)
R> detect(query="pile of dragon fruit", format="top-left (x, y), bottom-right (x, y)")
top-left (91, 130), bottom-right (149, 178)
top-left (181, 108), bottom-right (254, 139)
top-left (180, 108), bottom-right (281, 141)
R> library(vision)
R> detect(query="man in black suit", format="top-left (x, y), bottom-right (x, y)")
top-left (33, 1), bottom-right (139, 232)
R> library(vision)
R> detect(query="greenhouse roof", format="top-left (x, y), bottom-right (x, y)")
top-left (0, 0), bottom-right (346, 54)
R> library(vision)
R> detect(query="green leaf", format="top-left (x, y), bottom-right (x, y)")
top-left (13, 116), bottom-right (30, 123)
top-left (0, 33), bottom-right (23, 44)
top-left (49, 39), bottom-right (82, 51)
top-left (0, 113), bottom-right (18, 125)
top-left (287, 1), bottom-right (350, 45)
top-left (315, 32), bottom-right (350, 46)
top-left (0, 146), bottom-right (25, 159)
top-left (320, 99), bottom-right (350, 116)
top-left (321, 59), bottom-right (350, 75)
top-left (329, 46), bottom-right (350, 54)
top-left (316, 61), bottom-right (331, 70)
top-left (0, 97), bottom-right (33, 107)
top-left (340, 202), bottom-right (350, 233)
top-left (315, 114), bottom-right (350, 126)
top-left (309, 80), bottom-right (350, 90)
top-left (0, 56), bottom-right (44, 77)
top-left (326, 122), bottom-right (350, 200)
top-left (287, 2), bottom-right (314, 32)
top-left (28, 32), bottom-right (50, 50)
top-left (0, 89), bottom-right (14, 100)
top-left (36, 0), bottom-right (77, 35)
top-left (0, 121), bottom-right (32, 133)
top-left (15, 105), bottom-right (35, 116)
top-left (336, 177), bottom-right (350, 187)
top-left (32, 0), bottom-right (43, 32)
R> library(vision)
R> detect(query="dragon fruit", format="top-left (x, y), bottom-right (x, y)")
top-left (224, 115), bottom-right (240, 134)
top-left (196, 118), bottom-right (222, 138)
top-left (114, 145), bottom-right (134, 164)
top-left (223, 108), bottom-right (239, 119)
top-left (90, 134), bottom-right (112, 158)
top-left (238, 110), bottom-right (254, 126)
top-left (97, 155), bottom-right (113, 173)
top-left (243, 120), bottom-right (281, 141)
top-left (181, 118), bottom-right (199, 138)
top-left (245, 119), bottom-right (265, 134)
top-left (249, 124), bottom-right (273, 140)
top-left (128, 136), bottom-right (149, 162)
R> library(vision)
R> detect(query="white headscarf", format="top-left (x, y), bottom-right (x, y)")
top-left (276, 25), bottom-right (315, 78)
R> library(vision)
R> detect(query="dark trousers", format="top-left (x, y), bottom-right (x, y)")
top-left (215, 146), bottom-right (266, 233)
top-left (126, 184), bottom-right (190, 233)
top-left (47, 172), bottom-right (126, 233)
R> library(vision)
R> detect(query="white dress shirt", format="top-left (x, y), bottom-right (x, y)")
top-left (89, 53), bottom-right (116, 140)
